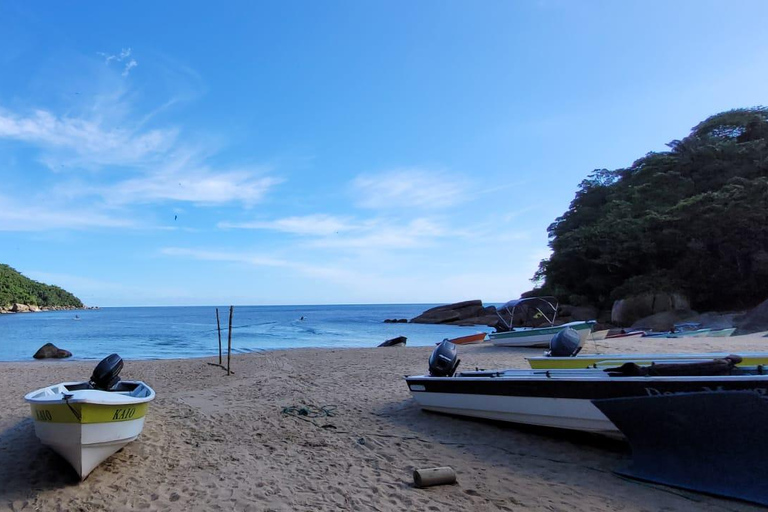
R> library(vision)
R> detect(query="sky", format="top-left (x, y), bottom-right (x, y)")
top-left (1, 1), bottom-right (767, 307)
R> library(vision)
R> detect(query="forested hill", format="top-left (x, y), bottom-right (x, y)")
top-left (534, 107), bottom-right (768, 312)
top-left (0, 264), bottom-right (83, 309)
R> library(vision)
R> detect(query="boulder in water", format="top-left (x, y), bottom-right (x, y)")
top-left (33, 343), bottom-right (72, 359)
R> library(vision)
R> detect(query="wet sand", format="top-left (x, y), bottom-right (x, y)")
top-left (1, 333), bottom-right (767, 511)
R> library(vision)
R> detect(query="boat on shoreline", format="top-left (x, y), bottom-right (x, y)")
top-left (406, 343), bottom-right (768, 437)
top-left (444, 332), bottom-right (487, 345)
top-left (488, 297), bottom-right (595, 348)
top-left (25, 354), bottom-right (155, 480)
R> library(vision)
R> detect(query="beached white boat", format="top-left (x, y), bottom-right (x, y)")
top-left (24, 354), bottom-right (155, 480)
top-left (407, 342), bottom-right (766, 437)
top-left (489, 320), bottom-right (595, 347)
top-left (488, 297), bottom-right (595, 348)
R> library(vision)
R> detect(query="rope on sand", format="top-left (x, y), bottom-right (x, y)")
top-left (281, 404), bottom-right (337, 420)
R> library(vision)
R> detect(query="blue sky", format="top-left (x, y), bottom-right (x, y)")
top-left (1, 1), bottom-right (767, 306)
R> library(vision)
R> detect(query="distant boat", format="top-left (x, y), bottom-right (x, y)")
top-left (379, 336), bottom-right (407, 347)
top-left (445, 332), bottom-right (487, 345)
top-left (488, 296), bottom-right (595, 348)
top-left (24, 354), bottom-right (155, 479)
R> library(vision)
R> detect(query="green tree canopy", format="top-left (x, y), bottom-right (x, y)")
top-left (534, 107), bottom-right (768, 311)
top-left (0, 264), bottom-right (84, 308)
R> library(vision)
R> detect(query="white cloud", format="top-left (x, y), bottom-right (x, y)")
top-left (122, 59), bottom-right (138, 77)
top-left (352, 168), bottom-right (468, 209)
top-left (308, 217), bottom-right (449, 249)
top-left (0, 108), bottom-right (176, 168)
top-left (0, 194), bottom-right (133, 232)
top-left (98, 48), bottom-right (138, 76)
top-left (100, 164), bottom-right (282, 206)
top-left (160, 247), bottom-right (290, 268)
top-left (218, 214), bottom-right (359, 236)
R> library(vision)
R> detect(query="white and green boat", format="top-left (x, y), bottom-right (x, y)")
top-left (488, 297), bottom-right (595, 348)
top-left (25, 354), bottom-right (155, 480)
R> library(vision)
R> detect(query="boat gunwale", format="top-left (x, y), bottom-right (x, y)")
top-left (25, 380), bottom-right (155, 405)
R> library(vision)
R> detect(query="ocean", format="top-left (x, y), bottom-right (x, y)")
top-left (0, 304), bottom-right (493, 362)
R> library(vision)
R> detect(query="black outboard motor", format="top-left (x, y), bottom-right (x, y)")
top-left (429, 340), bottom-right (460, 377)
top-left (90, 353), bottom-right (123, 390)
top-left (546, 328), bottom-right (583, 357)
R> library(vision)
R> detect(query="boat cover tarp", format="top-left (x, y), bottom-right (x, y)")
top-left (593, 391), bottom-right (768, 506)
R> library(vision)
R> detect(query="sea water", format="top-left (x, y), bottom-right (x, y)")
top-left (0, 304), bottom-right (493, 361)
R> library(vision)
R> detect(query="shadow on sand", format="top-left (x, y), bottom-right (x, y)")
top-left (0, 418), bottom-right (79, 502)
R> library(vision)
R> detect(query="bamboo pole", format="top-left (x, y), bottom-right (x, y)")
top-left (227, 305), bottom-right (233, 375)
top-left (216, 308), bottom-right (222, 365)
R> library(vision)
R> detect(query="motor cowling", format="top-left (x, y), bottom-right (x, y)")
top-left (90, 353), bottom-right (123, 390)
top-left (429, 340), bottom-right (460, 377)
top-left (547, 328), bottom-right (583, 357)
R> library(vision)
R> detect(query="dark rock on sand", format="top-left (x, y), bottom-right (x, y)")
top-left (411, 300), bottom-right (498, 327)
top-left (33, 343), bottom-right (73, 359)
top-left (611, 292), bottom-right (690, 326)
top-left (734, 299), bottom-right (768, 333)
top-left (630, 310), bottom-right (700, 332)
top-left (379, 336), bottom-right (407, 347)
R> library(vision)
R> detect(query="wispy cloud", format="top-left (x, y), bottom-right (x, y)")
top-left (352, 168), bottom-right (468, 210)
top-left (0, 108), bottom-right (176, 168)
top-left (0, 193), bottom-right (133, 232)
top-left (218, 214), bottom-right (359, 236)
top-left (98, 47), bottom-right (138, 76)
top-left (99, 161), bottom-right (282, 207)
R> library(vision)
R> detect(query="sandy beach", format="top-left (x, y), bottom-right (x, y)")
top-left (2, 334), bottom-right (768, 511)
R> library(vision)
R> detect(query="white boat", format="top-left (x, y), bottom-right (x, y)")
top-left (488, 296), bottom-right (595, 347)
top-left (24, 354), bottom-right (155, 480)
top-left (489, 320), bottom-right (595, 347)
top-left (407, 342), bottom-right (767, 437)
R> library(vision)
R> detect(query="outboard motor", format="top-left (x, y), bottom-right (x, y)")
top-left (429, 340), bottom-right (460, 377)
top-left (546, 328), bottom-right (583, 357)
top-left (90, 353), bottom-right (123, 390)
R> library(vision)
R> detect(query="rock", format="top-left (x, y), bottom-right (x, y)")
top-left (383, 318), bottom-right (408, 323)
top-left (734, 299), bottom-right (768, 333)
top-left (33, 343), bottom-right (72, 359)
top-left (11, 303), bottom-right (30, 313)
top-left (411, 300), bottom-right (498, 326)
top-left (611, 292), bottom-right (690, 326)
top-left (378, 336), bottom-right (407, 347)
top-left (563, 306), bottom-right (598, 321)
top-left (630, 310), bottom-right (700, 332)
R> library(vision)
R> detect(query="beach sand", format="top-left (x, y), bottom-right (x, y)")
top-left (2, 333), bottom-right (767, 511)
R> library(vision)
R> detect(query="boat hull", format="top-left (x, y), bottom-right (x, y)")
top-left (32, 417), bottom-right (147, 479)
top-left (489, 321), bottom-right (594, 348)
top-left (446, 333), bottom-right (487, 345)
top-left (25, 381), bottom-right (154, 480)
top-left (527, 351), bottom-right (768, 369)
top-left (406, 371), bottom-right (768, 436)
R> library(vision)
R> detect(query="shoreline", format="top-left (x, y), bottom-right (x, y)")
top-left (3, 339), bottom-right (767, 511)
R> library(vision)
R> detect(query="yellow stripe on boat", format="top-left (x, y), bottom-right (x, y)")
top-left (30, 402), bottom-right (149, 424)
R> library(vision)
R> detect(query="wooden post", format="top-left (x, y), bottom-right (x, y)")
top-left (227, 305), bottom-right (233, 375)
top-left (216, 308), bottom-right (222, 365)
